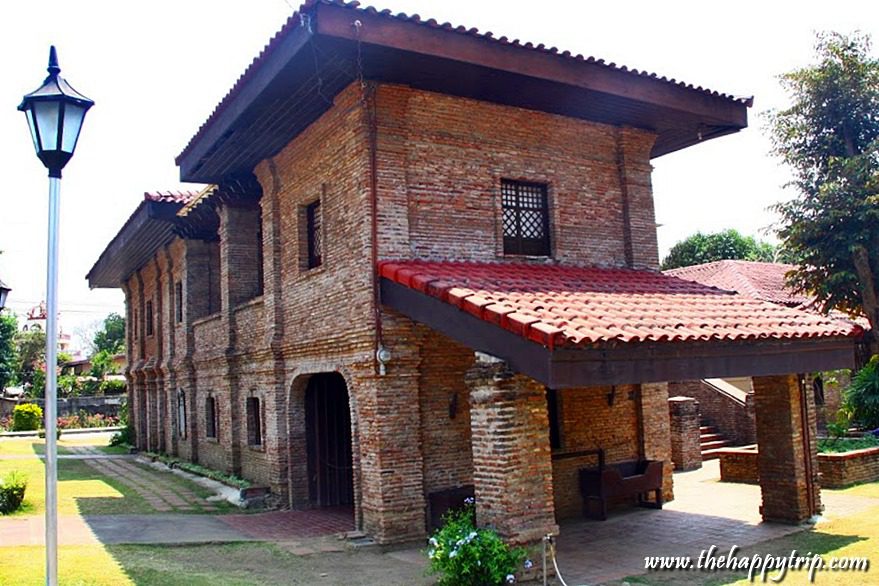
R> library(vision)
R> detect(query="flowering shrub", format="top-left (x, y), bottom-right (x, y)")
top-left (56, 411), bottom-right (119, 430)
top-left (427, 501), bottom-right (527, 586)
top-left (12, 403), bottom-right (43, 431)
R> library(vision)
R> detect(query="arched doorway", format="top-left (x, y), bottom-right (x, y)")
top-left (305, 373), bottom-right (354, 507)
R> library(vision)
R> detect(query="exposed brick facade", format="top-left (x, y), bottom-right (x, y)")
top-left (720, 445), bottom-right (879, 489)
top-left (668, 396), bottom-right (702, 471)
top-left (669, 379), bottom-right (756, 445)
top-left (116, 79), bottom-right (806, 545)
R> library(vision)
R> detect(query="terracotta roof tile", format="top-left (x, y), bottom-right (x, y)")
top-left (380, 260), bottom-right (863, 350)
top-left (177, 0), bottom-right (752, 162)
top-left (143, 190), bottom-right (200, 204)
top-left (665, 260), bottom-right (809, 306)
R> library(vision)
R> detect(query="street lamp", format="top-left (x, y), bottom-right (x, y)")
top-left (18, 46), bottom-right (93, 586)
top-left (0, 279), bottom-right (10, 311)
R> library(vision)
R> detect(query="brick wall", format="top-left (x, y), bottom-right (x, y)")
top-left (718, 447), bottom-right (759, 483)
top-left (668, 396), bottom-right (702, 471)
top-left (669, 379), bottom-right (756, 445)
top-left (818, 447), bottom-right (879, 488)
top-left (551, 385), bottom-right (640, 519)
top-left (120, 79), bottom-right (665, 544)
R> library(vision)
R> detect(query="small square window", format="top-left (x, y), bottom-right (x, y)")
top-left (501, 180), bottom-right (551, 256)
top-left (306, 200), bottom-right (322, 269)
top-left (246, 397), bottom-right (262, 446)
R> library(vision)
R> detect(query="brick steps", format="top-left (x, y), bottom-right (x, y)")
top-left (700, 423), bottom-right (733, 460)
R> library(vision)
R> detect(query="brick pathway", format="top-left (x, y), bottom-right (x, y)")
top-left (63, 446), bottom-right (219, 513)
top-left (219, 506), bottom-right (355, 540)
top-left (551, 459), bottom-right (878, 584)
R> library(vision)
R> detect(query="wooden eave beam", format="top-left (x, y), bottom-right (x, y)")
top-left (315, 3), bottom-right (748, 128)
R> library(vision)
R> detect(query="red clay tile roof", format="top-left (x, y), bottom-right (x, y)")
top-left (379, 260), bottom-right (863, 349)
top-left (143, 190), bottom-right (201, 204)
top-left (177, 0), bottom-right (752, 163)
top-left (665, 260), bottom-right (809, 307)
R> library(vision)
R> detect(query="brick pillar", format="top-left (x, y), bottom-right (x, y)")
top-left (351, 313), bottom-right (427, 544)
top-left (467, 353), bottom-right (558, 545)
top-left (753, 374), bottom-right (821, 523)
top-left (640, 382), bottom-right (674, 502)
top-left (668, 396), bottom-right (702, 472)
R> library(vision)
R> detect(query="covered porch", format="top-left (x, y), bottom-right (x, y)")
top-left (378, 260), bottom-right (863, 546)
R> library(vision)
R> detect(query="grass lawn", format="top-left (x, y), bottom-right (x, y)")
top-left (0, 436), bottom-right (234, 516)
top-left (0, 542), bottom-right (432, 586)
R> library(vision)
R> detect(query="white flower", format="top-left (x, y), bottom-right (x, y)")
top-left (429, 537), bottom-right (438, 547)
top-left (524, 559), bottom-right (534, 570)
top-left (506, 574), bottom-right (516, 583)
top-left (450, 550), bottom-right (458, 558)
top-left (428, 549), bottom-right (435, 559)
top-left (468, 531), bottom-right (477, 540)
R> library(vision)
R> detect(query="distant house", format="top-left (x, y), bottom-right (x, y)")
top-left (88, 1), bottom-right (862, 545)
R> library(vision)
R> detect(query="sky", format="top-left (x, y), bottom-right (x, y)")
top-left (0, 0), bottom-right (877, 354)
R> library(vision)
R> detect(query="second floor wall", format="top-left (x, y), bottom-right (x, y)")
top-left (126, 81), bottom-right (661, 367)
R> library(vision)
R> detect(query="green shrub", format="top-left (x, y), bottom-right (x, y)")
top-left (109, 425), bottom-right (133, 447)
top-left (12, 403), bottom-right (42, 431)
top-left (818, 436), bottom-right (879, 453)
top-left (99, 379), bottom-right (126, 395)
top-left (427, 502), bottom-right (527, 585)
top-left (0, 471), bottom-right (27, 514)
top-left (844, 356), bottom-right (879, 430)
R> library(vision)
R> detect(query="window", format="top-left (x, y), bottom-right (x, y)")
top-left (145, 301), bottom-right (154, 336)
top-left (205, 396), bottom-right (218, 439)
top-left (502, 179), bottom-right (551, 256)
top-left (177, 390), bottom-right (187, 439)
top-left (546, 388), bottom-right (562, 450)
top-left (175, 281), bottom-right (183, 324)
top-left (133, 310), bottom-right (138, 338)
top-left (306, 200), bottom-right (322, 268)
top-left (256, 226), bottom-right (265, 296)
top-left (246, 397), bottom-right (262, 446)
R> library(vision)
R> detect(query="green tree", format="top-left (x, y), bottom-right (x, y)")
top-left (14, 328), bottom-right (47, 389)
top-left (92, 313), bottom-right (125, 355)
top-left (768, 32), bottom-right (879, 353)
top-left (661, 229), bottom-right (776, 271)
top-left (0, 313), bottom-right (18, 391)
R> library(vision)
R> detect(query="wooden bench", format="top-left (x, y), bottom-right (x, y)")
top-left (579, 454), bottom-right (664, 520)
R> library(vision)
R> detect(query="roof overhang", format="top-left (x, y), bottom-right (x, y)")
top-left (177, 0), bottom-right (751, 184)
top-left (86, 200), bottom-right (183, 289)
top-left (382, 279), bottom-right (857, 387)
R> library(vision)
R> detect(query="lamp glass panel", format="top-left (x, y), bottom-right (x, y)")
top-left (0, 288), bottom-right (9, 309)
top-left (61, 103), bottom-right (86, 154)
top-left (24, 108), bottom-right (41, 153)
top-left (33, 101), bottom-right (61, 151)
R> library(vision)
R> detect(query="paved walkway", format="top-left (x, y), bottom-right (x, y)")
top-left (551, 459), bottom-right (877, 584)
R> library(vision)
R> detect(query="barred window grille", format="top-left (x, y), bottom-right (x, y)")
top-left (247, 397), bottom-right (262, 446)
top-left (145, 301), bottom-right (154, 336)
top-left (306, 200), bottom-right (322, 268)
top-left (175, 282), bottom-right (183, 324)
top-left (501, 180), bottom-right (551, 256)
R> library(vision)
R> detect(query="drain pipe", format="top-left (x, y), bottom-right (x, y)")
top-left (798, 375), bottom-right (817, 517)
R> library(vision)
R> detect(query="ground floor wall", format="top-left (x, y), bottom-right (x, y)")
top-left (127, 319), bottom-right (673, 543)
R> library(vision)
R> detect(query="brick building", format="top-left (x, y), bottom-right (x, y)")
top-left (88, 1), bottom-right (864, 546)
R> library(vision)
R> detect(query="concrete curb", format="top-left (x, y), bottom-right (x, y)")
top-left (0, 426), bottom-right (122, 438)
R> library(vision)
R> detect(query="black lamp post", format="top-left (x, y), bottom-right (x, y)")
top-left (19, 46), bottom-right (93, 586)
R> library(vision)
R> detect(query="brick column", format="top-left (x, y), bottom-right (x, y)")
top-left (668, 396), bottom-right (702, 472)
top-left (753, 374), bottom-right (821, 523)
top-left (467, 353), bottom-right (558, 545)
top-left (640, 382), bottom-right (674, 502)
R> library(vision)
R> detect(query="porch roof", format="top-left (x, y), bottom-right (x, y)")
top-left (379, 260), bottom-right (862, 387)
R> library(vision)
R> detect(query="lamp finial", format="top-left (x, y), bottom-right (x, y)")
top-left (47, 46), bottom-right (60, 76)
